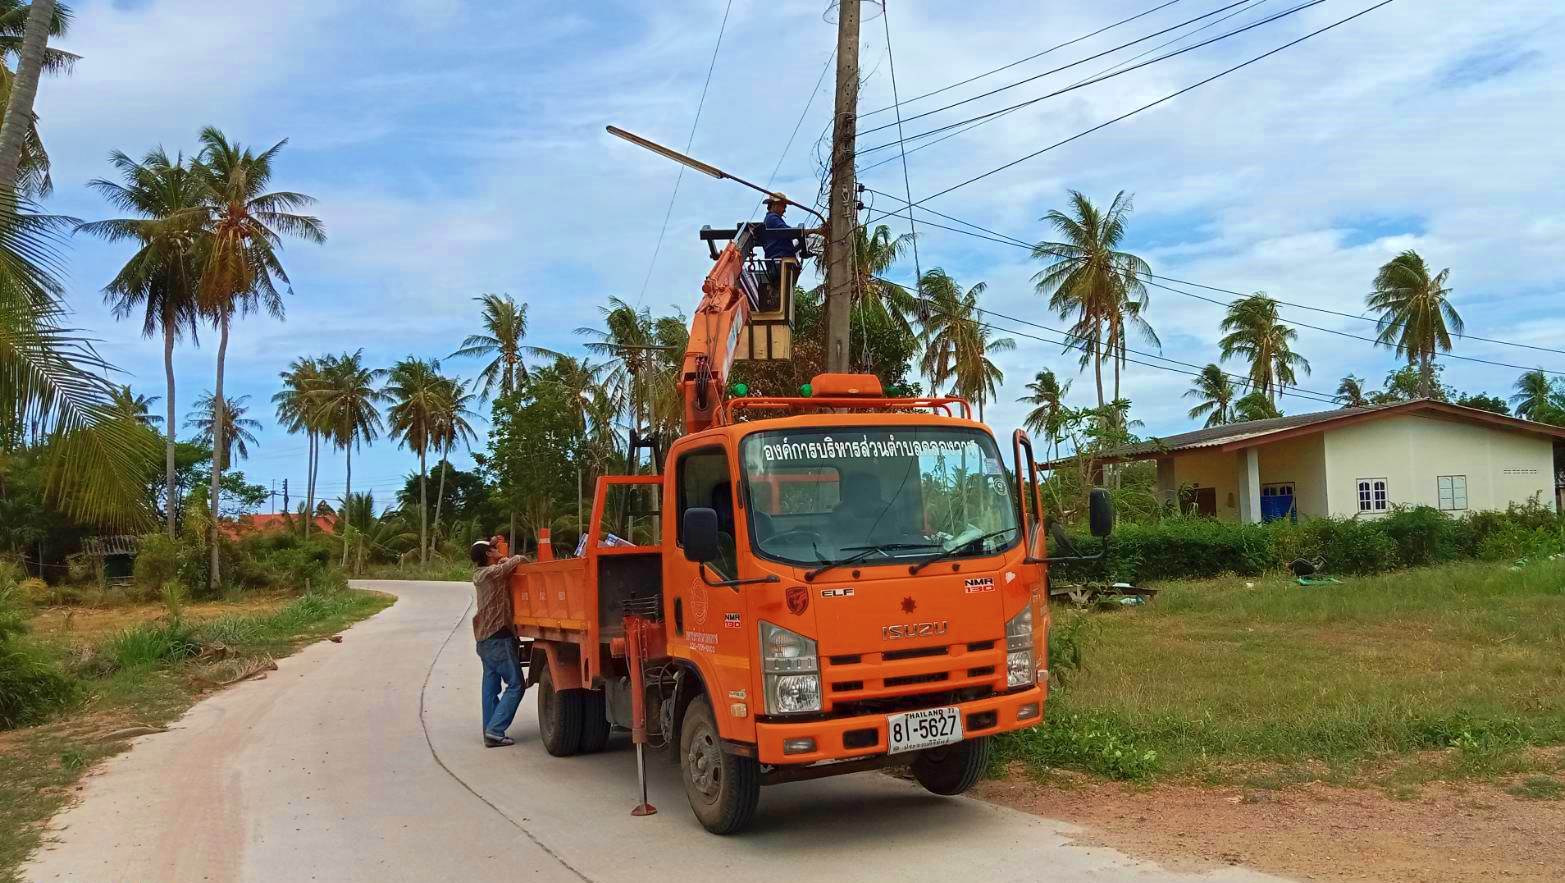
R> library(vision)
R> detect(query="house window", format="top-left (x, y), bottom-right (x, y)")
top-left (1356, 478), bottom-right (1388, 512)
top-left (1437, 475), bottom-right (1468, 511)
top-left (1261, 482), bottom-right (1294, 498)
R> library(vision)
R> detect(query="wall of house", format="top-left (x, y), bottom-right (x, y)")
top-left (1321, 414), bottom-right (1557, 517)
top-left (1255, 433), bottom-right (1328, 518)
top-left (1171, 448), bottom-right (1242, 520)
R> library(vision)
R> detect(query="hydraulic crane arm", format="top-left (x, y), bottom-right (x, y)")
top-left (679, 228), bottom-right (752, 435)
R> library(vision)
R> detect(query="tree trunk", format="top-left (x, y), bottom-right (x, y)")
top-left (303, 432), bottom-right (315, 537)
top-left (162, 316), bottom-right (178, 539)
top-left (1419, 350), bottom-right (1433, 399)
top-left (432, 454), bottom-right (449, 561)
top-left (341, 445), bottom-right (353, 568)
top-left (418, 446), bottom-right (428, 566)
top-left (1092, 319), bottom-right (1105, 409)
top-left (209, 313), bottom-right (229, 594)
top-left (0, 0), bottom-right (53, 193)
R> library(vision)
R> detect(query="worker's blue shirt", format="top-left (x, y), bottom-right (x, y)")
top-left (761, 211), bottom-right (800, 260)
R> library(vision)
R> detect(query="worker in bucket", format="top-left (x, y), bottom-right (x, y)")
top-left (471, 536), bottom-right (526, 747)
top-left (760, 192), bottom-right (809, 307)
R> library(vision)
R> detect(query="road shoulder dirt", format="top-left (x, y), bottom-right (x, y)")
top-left (975, 768), bottom-right (1565, 883)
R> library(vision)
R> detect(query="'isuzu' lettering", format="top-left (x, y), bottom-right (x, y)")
top-left (882, 621), bottom-right (950, 640)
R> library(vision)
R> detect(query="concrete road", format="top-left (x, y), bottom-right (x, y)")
top-left (24, 580), bottom-right (1287, 882)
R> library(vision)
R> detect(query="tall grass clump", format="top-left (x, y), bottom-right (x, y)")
top-left (0, 581), bottom-right (79, 729)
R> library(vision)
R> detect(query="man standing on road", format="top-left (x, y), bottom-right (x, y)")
top-left (471, 536), bottom-right (525, 747)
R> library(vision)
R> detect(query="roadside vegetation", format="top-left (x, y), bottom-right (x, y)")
top-left (0, 546), bottom-right (391, 882)
top-left (999, 556), bottom-right (1565, 796)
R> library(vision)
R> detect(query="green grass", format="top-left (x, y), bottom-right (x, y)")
top-left (357, 561), bottom-right (472, 581)
top-left (999, 559), bottom-right (1565, 786)
top-left (0, 589), bottom-right (393, 883)
top-left (1508, 775), bottom-right (1564, 800)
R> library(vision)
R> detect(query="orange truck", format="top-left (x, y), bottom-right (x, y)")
top-left (508, 219), bottom-right (1114, 834)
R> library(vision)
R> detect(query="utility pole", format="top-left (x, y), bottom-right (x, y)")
top-left (824, 0), bottom-right (862, 373)
top-left (282, 478), bottom-right (289, 515)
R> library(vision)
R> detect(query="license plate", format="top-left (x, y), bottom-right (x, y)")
top-left (887, 706), bottom-right (963, 754)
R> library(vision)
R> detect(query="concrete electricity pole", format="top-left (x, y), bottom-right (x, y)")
top-left (824, 0), bottom-right (861, 373)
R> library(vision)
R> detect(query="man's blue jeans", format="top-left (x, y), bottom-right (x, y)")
top-left (477, 636), bottom-right (524, 739)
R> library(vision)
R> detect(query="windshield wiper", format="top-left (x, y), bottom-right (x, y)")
top-left (907, 527), bottom-right (1019, 575)
top-left (805, 542), bottom-right (941, 582)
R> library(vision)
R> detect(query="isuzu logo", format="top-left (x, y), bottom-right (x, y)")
top-left (882, 621), bottom-right (949, 640)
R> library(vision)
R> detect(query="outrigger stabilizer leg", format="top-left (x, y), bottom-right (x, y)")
top-left (625, 614), bottom-right (657, 817)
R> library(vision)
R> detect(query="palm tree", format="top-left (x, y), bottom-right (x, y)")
top-left (0, 0), bottom-right (56, 193)
top-left (110, 386), bottom-right (161, 426)
top-left (385, 357), bottom-right (444, 564)
top-left (312, 350), bottom-right (386, 566)
top-left (1032, 190), bottom-right (1153, 408)
top-left (428, 372), bottom-right (476, 559)
top-left (2, 209), bottom-right (159, 527)
top-left (577, 296), bottom-right (688, 449)
top-left (1219, 292), bottom-right (1310, 407)
top-left (273, 356), bottom-right (326, 537)
top-left (77, 147), bottom-right (206, 538)
top-left (917, 269), bottom-right (1014, 420)
top-left (1018, 370), bottom-right (1071, 461)
top-left (1234, 390), bottom-right (1282, 422)
top-left (194, 126), bottom-right (324, 590)
top-left (451, 293), bottom-right (535, 401)
top-left (187, 392), bottom-right (260, 469)
top-left (0, 0), bottom-right (76, 198)
top-left (1367, 250), bottom-right (1463, 399)
top-left (1336, 374), bottom-right (1369, 408)
top-left (1184, 364), bottom-right (1237, 428)
top-left (1510, 370), bottom-right (1563, 424)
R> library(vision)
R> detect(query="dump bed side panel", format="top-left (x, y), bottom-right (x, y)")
top-left (512, 558), bottom-right (591, 635)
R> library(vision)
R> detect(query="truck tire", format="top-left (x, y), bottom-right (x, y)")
top-left (911, 736), bottom-right (992, 796)
top-left (537, 665), bottom-right (583, 757)
top-left (679, 696), bottom-right (760, 834)
top-left (577, 689), bottom-right (611, 754)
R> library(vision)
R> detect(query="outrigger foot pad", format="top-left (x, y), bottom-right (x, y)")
top-left (631, 803), bottom-right (658, 817)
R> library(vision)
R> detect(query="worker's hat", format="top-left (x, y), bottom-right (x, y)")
top-left (765, 191), bottom-right (788, 207)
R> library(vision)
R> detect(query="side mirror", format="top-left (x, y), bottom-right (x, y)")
top-left (682, 507), bottom-right (720, 563)
top-left (1089, 488), bottom-right (1115, 538)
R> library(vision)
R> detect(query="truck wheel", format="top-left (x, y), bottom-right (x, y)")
top-left (679, 696), bottom-right (760, 834)
top-left (537, 664), bottom-right (583, 757)
top-left (911, 736), bottom-right (992, 796)
top-left (577, 689), bottom-right (611, 754)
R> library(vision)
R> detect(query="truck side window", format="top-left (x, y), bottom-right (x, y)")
top-left (678, 448), bottom-right (736, 579)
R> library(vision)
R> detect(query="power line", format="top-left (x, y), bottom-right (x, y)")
top-left (858, 0), bottom-right (1277, 176)
top-left (885, 273), bottom-right (1343, 406)
top-left (867, 1), bottom-right (1398, 225)
top-left (860, 187), bottom-right (1565, 377)
top-left (856, 0), bottom-right (1320, 158)
top-left (633, 0), bottom-right (736, 306)
top-left (858, 0), bottom-right (1188, 119)
top-left (881, 1), bottom-right (923, 315)
top-left (858, 0), bottom-right (1258, 140)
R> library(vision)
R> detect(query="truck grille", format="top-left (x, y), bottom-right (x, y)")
top-left (822, 638), bottom-right (1003, 714)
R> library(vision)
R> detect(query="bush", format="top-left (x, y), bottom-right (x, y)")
top-left (1055, 501), bottom-right (1564, 583)
top-left (0, 587), bottom-right (79, 728)
top-left (1381, 506), bottom-right (1467, 567)
top-left (101, 619), bottom-right (202, 672)
top-left (134, 533), bottom-right (181, 591)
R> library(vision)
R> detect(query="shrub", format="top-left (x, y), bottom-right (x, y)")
top-left (134, 533), bottom-right (181, 590)
top-left (1476, 524), bottom-right (1561, 562)
top-left (101, 619), bottom-right (202, 672)
top-left (0, 587), bottom-right (79, 728)
top-left (1381, 506), bottom-right (1467, 567)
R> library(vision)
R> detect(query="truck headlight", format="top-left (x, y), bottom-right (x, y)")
top-left (760, 621), bottom-right (821, 714)
top-left (1005, 606), bottom-right (1033, 689)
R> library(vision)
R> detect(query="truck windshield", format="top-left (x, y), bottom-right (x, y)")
top-left (739, 426), bottom-right (1020, 569)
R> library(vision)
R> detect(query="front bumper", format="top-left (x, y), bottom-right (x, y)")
top-left (753, 684), bottom-right (1046, 765)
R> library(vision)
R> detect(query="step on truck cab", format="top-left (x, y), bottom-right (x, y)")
top-left (507, 205), bottom-right (1113, 833)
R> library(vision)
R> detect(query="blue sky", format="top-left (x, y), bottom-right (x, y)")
top-left (37, 0), bottom-right (1565, 513)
